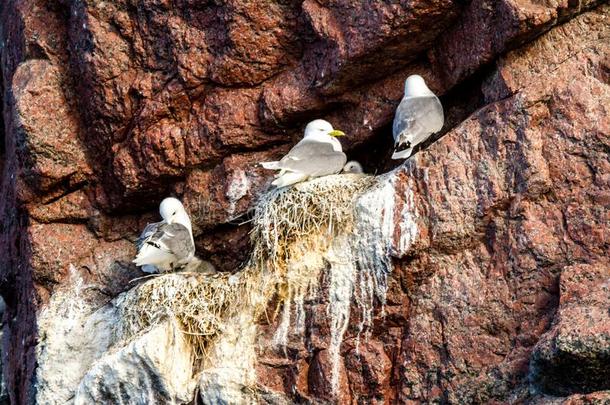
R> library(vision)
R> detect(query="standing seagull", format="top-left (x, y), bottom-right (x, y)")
top-left (261, 119), bottom-right (347, 188)
top-left (133, 197), bottom-right (200, 273)
top-left (392, 75), bottom-right (444, 159)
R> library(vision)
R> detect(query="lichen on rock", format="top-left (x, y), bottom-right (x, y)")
top-left (35, 266), bottom-right (118, 405)
top-left (74, 319), bottom-right (196, 405)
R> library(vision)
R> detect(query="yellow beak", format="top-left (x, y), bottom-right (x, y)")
top-left (328, 129), bottom-right (345, 137)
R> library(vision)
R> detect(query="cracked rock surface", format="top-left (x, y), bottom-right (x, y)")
top-left (0, 0), bottom-right (609, 404)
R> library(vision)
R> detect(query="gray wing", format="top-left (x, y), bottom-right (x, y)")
top-left (392, 96), bottom-right (444, 146)
top-left (136, 220), bottom-right (164, 249)
top-left (145, 223), bottom-right (195, 262)
top-left (274, 139), bottom-right (347, 176)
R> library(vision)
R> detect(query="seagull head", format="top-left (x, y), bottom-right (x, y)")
top-left (404, 74), bottom-right (434, 98)
top-left (304, 119), bottom-right (345, 138)
top-left (159, 197), bottom-right (192, 230)
top-left (342, 161), bottom-right (364, 174)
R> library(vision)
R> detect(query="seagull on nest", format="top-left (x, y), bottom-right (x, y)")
top-left (133, 197), bottom-right (203, 274)
top-left (392, 75), bottom-right (444, 159)
top-left (260, 119), bottom-right (347, 188)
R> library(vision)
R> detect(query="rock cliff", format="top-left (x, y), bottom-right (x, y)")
top-left (0, 0), bottom-right (608, 404)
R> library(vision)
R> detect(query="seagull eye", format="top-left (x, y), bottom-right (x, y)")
top-left (172, 211), bottom-right (176, 215)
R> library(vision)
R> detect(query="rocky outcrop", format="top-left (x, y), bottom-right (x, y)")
top-left (530, 262), bottom-right (610, 397)
top-left (75, 319), bottom-right (196, 404)
top-left (1, 0), bottom-right (608, 404)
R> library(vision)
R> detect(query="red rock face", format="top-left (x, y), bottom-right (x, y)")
top-left (1, 0), bottom-right (608, 404)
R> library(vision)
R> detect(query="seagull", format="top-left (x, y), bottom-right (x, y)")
top-left (392, 75), bottom-right (444, 159)
top-left (133, 197), bottom-right (201, 273)
top-left (261, 119), bottom-right (347, 188)
top-left (342, 161), bottom-right (364, 174)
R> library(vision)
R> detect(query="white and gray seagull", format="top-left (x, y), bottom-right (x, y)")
top-left (133, 197), bottom-right (201, 274)
top-left (261, 119), bottom-right (347, 188)
top-left (392, 75), bottom-right (444, 159)
top-left (342, 160), bottom-right (364, 174)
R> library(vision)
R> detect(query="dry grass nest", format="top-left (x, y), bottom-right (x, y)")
top-left (118, 269), bottom-right (267, 360)
top-left (250, 173), bottom-right (374, 274)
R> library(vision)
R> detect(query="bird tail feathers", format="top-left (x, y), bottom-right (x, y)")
top-left (391, 147), bottom-right (414, 160)
top-left (133, 244), bottom-right (173, 269)
top-left (260, 161), bottom-right (280, 170)
top-left (272, 172), bottom-right (308, 188)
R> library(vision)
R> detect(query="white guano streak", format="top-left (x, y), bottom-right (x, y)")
top-left (271, 167), bottom-right (419, 396)
top-left (225, 169), bottom-right (250, 218)
top-left (326, 236), bottom-right (355, 393)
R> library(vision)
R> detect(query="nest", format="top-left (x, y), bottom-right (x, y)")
top-left (250, 174), bottom-right (374, 273)
top-left (118, 271), bottom-right (263, 360)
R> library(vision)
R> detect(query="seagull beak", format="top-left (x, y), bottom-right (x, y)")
top-left (328, 129), bottom-right (345, 137)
